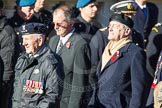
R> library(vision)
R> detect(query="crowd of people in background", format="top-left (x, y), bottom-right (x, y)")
top-left (0, 0), bottom-right (161, 108)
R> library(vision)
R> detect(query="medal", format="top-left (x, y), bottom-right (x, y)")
top-left (38, 89), bottom-right (43, 94)
top-left (35, 88), bottom-right (39, 93)
top-left (151, 79), bottom-right (158, 89)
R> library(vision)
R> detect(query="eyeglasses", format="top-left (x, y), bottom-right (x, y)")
top-left (53, 20), bottom-right (68, 28)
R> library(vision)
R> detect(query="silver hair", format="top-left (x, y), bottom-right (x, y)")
top-left (33, 33), bottom-right (45, 38)
top-left (32, 34), bottom-right (45, 43)
top-left (53, 6), bottom-right (74, 24)
top-left (123, 24), bottom-right (132, 36)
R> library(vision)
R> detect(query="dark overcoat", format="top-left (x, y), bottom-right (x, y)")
top-left (74, 15), bottom-right (102, 36)
top-left (133, 2), bottom-right (158, 48)
top-left (89, 29), bottom-right (108, 85)
top-left (49, 33), bottom-right (90, 108)
top-left (89, 43), bottom-right (151, 108)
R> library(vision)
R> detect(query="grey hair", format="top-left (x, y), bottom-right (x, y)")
top-left (53, 5), bottom-right (74, 23)
top-left (33, 34), bottom-right (45, 41)
top-left (123, 24), bottom-right (132, 36)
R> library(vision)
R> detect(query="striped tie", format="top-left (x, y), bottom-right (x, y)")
top-left (56, 39), bottom-right (63, 53)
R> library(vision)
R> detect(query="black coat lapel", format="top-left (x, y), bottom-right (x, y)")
top-left (100, 44), bottom-right (131, 74)
top-left (101, 51), bottom-right (122, 73)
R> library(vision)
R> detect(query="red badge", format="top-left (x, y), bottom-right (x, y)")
top-left (116, 51), bottom-right (120, 56)
top-left (151, 79), bottom-right (157, 89)
top-left (111, 56), bottom-right (116, 62)
top-left (151, 83), bottom-right (156, 89)
top-left (66, 42), bottom-right (71, 49)
top-left (111, 51), bottom-right (120, 62)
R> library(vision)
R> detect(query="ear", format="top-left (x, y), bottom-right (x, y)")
top-left (124, 28), bottom-right (131, 36)
top-left (38, 37), bottom-right (44, 46)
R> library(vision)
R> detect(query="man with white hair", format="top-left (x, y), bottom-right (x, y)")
top-left (89, 13), bottom-right (151, 108)
top-left (12, 23), bottom-right (61, 108)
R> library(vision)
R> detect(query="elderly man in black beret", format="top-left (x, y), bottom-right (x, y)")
top-left (89, 13), bottom-right (151, 108)
top-left (12, 23), bottom-right (62, 108)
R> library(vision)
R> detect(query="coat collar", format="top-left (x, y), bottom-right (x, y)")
top-left (98, 43), bottom-right (131, 75)
top-left (0, 16), bottom-right (7, 30)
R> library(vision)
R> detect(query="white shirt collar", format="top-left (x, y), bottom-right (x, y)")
top-left (60, 28), bottom-right (75, 45)
top-left (135, 0), bottom-right (147, 9)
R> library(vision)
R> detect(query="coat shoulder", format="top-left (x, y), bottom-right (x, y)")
top-left (73, 33), bottom-right (88, 44)
top-left (151, 23), bottom-right (162, 33)
top-left (127, 43), bottom-right (145, 55)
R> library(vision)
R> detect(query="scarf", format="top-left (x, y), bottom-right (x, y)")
top-left (101, 37), bottom-right (132, 71)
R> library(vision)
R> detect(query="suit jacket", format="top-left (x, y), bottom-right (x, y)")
top-left (133, 2), bottom-right (158, 48)
top-left (89, 43), bottom-right (151, 108)
top-left (74, 15), bottom-right (102, 36)
top-left (49, 33), bottom-right (90, 108)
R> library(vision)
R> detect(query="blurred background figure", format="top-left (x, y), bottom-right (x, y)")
top-left (0, 0), bottom-right (16, 108)
top-left (75, 0), bottom-right (102, 41)
top-left (146, 22), bottom-right (162, 77)
top-left (146, 23), bottom-right (162, 107)
top-left (133, 0), bottom-right (159, 50)
top-left (0, 56), bottom-right (3, 108)
top-left (34, 0), bottom-right (54, 42)
top-left (8, 0), bottom-right (37, 64)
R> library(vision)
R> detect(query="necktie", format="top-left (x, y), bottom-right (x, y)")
top-left (56, 39), bottom-right (63, 53)
top-left (143, 8), bottom-right (147, 17)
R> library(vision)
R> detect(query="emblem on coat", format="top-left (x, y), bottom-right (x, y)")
top-left (66, 42), bottom-right (71, 49)
top-left (111, 51), bottom-right (120, 62)
top-left (33, 69), bottom-right (39, 74)
top-left (22, 79), bottom-right (44, 94)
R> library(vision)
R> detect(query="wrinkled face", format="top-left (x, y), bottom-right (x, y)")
top-left (53, 10), bottom-right (72, 37)
top-left (22, 34), bottom-right (41, 55)
top-left (35, 0), bottom-right (45, 9)
top-left (108, 21), bottom-right (126, 41)
top-left (80, 2), bottom-right (98, 19)
top-left (20, 6), bottom-right (35, 20)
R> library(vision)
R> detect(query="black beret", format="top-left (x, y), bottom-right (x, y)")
top-left (0, 0), bottom-right (3, 9)
top-left (19, 23), bottom-right (48, 35)
top-left (109, 13), bottom-right (134, 28)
